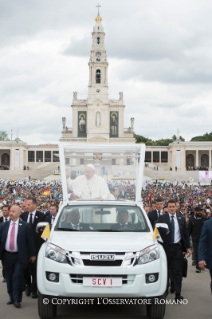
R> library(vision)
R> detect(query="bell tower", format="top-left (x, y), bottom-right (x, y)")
top-left (88, 7), bottom-right (109, 103)
top-left (60, 6), bottom-right (135, 144)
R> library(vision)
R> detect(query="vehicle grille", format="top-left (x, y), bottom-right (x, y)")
top-left (83, 260), bottom-right (122, 267)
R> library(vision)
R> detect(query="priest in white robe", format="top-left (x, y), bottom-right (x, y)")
top-left (66, 164), bottom-right (110, 200)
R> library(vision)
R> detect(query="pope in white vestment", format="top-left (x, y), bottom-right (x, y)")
top-left (66, 164), bottom-right (110, 200)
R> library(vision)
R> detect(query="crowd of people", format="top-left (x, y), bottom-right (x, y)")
top-left (0, 176), bottom-right (212, 308)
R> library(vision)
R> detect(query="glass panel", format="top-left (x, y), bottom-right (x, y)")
top-left (62, 144), bottom-right (143, 202)
top-left (36, 151), bottom-right (43, 162)
top-left (45, 151), bottom-right (51, 162)
top-left (153, 151), bottom-right (159, 163)
top-left (55, 205), bottom-right (150, 232)
top-left (145, 151), bottom-right (151, 162)
top-left (161, 151), bottom-right (168, 163)
top-left (28, 151), bottom-right (35, 162)
top-left (97, 37), bottom-right (100, 44)
top-left (53, 151), bottom-right (59, 162)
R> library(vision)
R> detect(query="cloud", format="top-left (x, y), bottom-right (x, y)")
top-left (1, 0), bottom-right (212, 145)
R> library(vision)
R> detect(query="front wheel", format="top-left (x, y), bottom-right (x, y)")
top-left (146, 300), bottom-right (166, 319)
top-left (38, 292), bottom-right (57, 319)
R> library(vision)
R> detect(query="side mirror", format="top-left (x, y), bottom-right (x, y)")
top-left (155, 223), bottom-right (169, 234)
top-left (36, 222), bottom-right (49, 234)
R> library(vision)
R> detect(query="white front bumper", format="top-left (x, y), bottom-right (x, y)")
top-left (37, 247), bottom-right (167, 298)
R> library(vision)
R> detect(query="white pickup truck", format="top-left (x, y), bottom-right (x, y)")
top-left (36, 144), bottom-right (167, 319)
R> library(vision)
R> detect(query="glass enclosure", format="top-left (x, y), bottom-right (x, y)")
top-left (55, 205), bottom-right (149, 232)
top-left (59, 143), bottom-right (145, 202)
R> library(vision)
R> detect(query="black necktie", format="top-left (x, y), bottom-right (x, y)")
top-left (29, 213), bottom-right (33, 226)
top-left (5, 218), bottom-right (8, 222)
top-left (170, 216), bottom-right (175, 243)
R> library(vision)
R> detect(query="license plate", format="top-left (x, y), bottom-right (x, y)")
top-left (83, 277), bottom-right (122, 287)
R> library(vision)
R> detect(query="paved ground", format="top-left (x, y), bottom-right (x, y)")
top-left (0, 259), bottom-right (211, 319)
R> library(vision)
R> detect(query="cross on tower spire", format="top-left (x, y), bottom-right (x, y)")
top-left (96, 3), bottom-right (101, 15)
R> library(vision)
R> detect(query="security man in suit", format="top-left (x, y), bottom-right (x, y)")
top-left (61, 209), bottom-right (90, 230)
top-left (148, 198), bottom-right (163, 229)
top-left (111, 209), bottom-right (136, 230)
top-left (157, 199), bottom-right (191, 301)
top-left (198, 217), bottom-right (212, 292)
top-left (0, 205), bottom-right (36, 308)
top-left (188, 207), bottom-right (207, 273)
top-left (0, 205), bottom-right (10, 282)
top-left (46, 204), bottom-right (58, 228)
top-left (20, 197), bottom-right (46, 298)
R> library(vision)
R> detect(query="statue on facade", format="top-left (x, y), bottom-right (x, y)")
top-left (177, 128), bottom-right (180, 140)
top-left (119, 92), bottom-right (123, 100)
top-left (73, 92), bottom-right (78, 100)
top-left (62, 117), bottom-right (66, 129)
top-left (130, 118), bottom-right (135, 131)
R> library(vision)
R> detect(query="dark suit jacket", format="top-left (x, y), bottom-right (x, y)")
top-left (157, 213), bottom-right (190, 253)
top-left (148, 210), bottom-right (161, 229)
top-left (111, 222), bottom-right (136, 230)
top-left (0, 217), bottom-right (4, 224)
top-left (60, 221), bottom-right (90, 230)
top-left (20, 210), bottom-right (46, 255)
top-left (0, 219), bottom-right (35, 265)
top-left (198, 218), bottom-right (212, 269)
top-left (46, 214), bottom-right (53, 226)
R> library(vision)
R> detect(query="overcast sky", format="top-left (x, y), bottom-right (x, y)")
top-left (1, 0), bottom-right (212, 144)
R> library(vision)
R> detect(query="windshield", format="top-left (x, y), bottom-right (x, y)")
top-left (59, 144), bottom-right (145, 202)
top-left (55, 205), bottom-right (150, 232)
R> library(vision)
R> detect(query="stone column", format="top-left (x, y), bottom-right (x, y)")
top-left (10, 147), bottom-right (15, 171)
top-left (209, 150), bottom-right (211, 170)
top-left (181, 148), bottom-right (186, 171)
top-left (196, 150), bottom-right (199, 167)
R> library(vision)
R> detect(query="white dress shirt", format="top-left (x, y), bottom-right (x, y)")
top-left (71, 223), bottom-right (80, 229)
top-left (3, 217), bottom-right (10, 222)
top-left (157, 210), bottom-right (162, 218)
top-left (5, 220), bottom-right (19, 252)
top-left (27, 210), bottom-right (36, 223)
top-left (169, 213), bottom-right (181, 243)
top-left (51, 216), bottom-right (56, 226)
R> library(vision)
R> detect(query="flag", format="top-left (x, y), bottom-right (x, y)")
top-left (41, 224), bottom-right (51, 239)
top-left (153, 223), bottom-right (169, 242)
top-left (43, 190), bottom-right (51, 196)
top-left (148, 194), bottom-right (152, 203)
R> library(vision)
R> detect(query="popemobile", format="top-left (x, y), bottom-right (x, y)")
top-left (36, 143), bottom-right (167, 319)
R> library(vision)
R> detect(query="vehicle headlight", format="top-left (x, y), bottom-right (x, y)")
top-left (45, 243), bottom-right (67, 263)
top-left (137, 245), bottom-right (159, 265)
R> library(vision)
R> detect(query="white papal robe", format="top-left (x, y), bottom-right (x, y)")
top-left (67, 175), bottom-right (110, 200)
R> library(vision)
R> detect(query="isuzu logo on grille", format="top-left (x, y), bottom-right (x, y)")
top-left (90, 254), bottom-right (115, 260)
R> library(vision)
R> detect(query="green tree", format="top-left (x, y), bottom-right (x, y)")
top-left (191, 132), bottom-right (212, 142)
top-left (0, 131), bottom-right (10, 141)
top-left (134, 134), bottom-right (185, 146)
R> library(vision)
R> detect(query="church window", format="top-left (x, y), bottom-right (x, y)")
top-left (28, 151), bottom-right (35, 162)
top-left (53, 151), bottom-right (59, 162)
top-left (45, 151), bottom-right (51, 162)
top-left (97, 37), bottom-right (100, 44)
top-left (96, 69), bottom-right (101, 83)
top-left (96, 112), bottom-right (101, 126)
top-left (36, 151), bottom-right (43, 162)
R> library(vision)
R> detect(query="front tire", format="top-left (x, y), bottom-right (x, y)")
top-left (38, 292), bottom-right (57, 319)
top-left (146, 298), bottom-right (166, 319)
